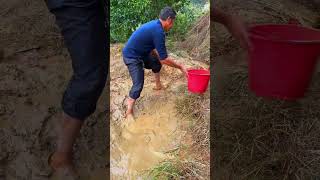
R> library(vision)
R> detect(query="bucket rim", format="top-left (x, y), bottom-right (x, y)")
top-left (187, 69), bottom-right (210, 76)
top-left (249, 23), bottom-right (320, 44)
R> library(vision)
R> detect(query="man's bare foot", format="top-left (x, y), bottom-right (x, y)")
top-left (125, 108), bottom-right (134, 118)
top-left (153, 84), bottom-right (168, 90)
top-left (49, 152), bottom-right (79, 180)
top-left (122, 111), bottom-right (135, 128)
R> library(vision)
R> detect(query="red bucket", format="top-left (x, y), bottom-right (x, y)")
top-left (187, 69), bottom-right (210, 94)
top-left (248, 24), bottom-right (320, 100)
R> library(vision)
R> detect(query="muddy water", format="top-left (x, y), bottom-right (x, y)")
top-left (111, 98), bottom-right (182, 179)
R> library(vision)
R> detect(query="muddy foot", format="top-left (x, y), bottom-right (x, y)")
top-left (48, 153), bottom-right (80, 180)
top-left (153, 84), bottom-right (168, 91)
top-left (122, 113), bottom-right (135, 128)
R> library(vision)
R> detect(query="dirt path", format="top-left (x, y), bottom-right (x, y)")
top-left (110, 44), bottom-right (209, 179)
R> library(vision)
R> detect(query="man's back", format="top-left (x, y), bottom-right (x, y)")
top-left (123, 19), bottom-right (167, 60)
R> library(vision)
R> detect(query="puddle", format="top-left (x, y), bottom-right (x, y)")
top-left (111, 99), bottom-right (181, 179)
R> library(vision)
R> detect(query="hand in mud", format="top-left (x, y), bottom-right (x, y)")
top-left (180, 65), bottom-right (188, 78)
top-left (226, 15), bottom-right (252, 50)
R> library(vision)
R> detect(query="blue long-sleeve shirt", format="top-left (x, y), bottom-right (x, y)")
top-left (123, 19), bottom-right (168, 61)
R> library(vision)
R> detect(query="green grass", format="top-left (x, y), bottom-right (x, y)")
top-left (143, 160), bottom-right (182, 180)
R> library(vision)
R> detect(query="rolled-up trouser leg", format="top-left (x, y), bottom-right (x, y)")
top-left (126, 61), bottom-right (144, 100)
top-left (51, 3), bottom-right (108, 121)
top-left (143, 54), bottom-right (162, 73)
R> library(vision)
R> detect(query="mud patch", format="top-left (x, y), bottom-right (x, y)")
top-left (112, 99), bottom-right (181, 178)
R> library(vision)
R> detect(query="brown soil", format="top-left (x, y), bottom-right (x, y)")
top-left (178, 13), bottom-right (210, 63)
top-left (0, 0), bottom-right (108, 179)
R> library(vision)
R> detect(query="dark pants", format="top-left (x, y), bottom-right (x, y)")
top-left (50, 2), bottom-right (108, 121)
top-left (123, 55), bottom-right (162, 100)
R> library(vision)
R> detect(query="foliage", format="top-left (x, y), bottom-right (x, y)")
top-left (111, 0), bottom-right (207, 43)
top-left (168, 2), bottom-right (205, 40)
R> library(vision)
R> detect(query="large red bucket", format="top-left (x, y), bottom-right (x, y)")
top-left (187, 69), bottom-right (210, 94)
top-left (248, 24), bottom-right (320, 100)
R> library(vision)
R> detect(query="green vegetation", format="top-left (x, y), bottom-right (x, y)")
top-left (144, 160), bottom-right (182, 179)
top-left (110, 0), bottom-right (208, 43)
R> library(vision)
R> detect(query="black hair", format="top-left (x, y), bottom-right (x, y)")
top-left (159, 6), bottom-right (176, 20)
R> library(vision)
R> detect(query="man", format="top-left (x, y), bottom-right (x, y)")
top-left (45, 0), bottom-right (107, 178)
top-left (123, 7), bottom-right (188, 118)
top-left (212, 7), bottom-right (251, 50)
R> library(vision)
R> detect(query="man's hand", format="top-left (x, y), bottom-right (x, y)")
top-left (179, 65), bottom-right (188, 78)
top-left (213, 7), bottom-right (251, 50)
top-left (160, 57), bottom-right (188, 78)
top-left (225, 16), bottom-right (251, 50)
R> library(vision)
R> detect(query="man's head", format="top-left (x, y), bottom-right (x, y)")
top-left (159, 6), bottom-right (176, 31)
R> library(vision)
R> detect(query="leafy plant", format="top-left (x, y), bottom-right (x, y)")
top-left (168, 2), bottom-right (205, 40)
top-left (110, 0), bottom-right (206, 43)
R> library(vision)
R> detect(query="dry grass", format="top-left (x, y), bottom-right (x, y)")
top-left (178, 12), bottom-right (210, 63)
top-left (213, 69), bottom-right (320, 180)
top-left (144, 90), bottom-right (210, 179)
top-left (175, 90), bottom-right (210, 179)
top-left (145, 158), bottom-right (208, 180)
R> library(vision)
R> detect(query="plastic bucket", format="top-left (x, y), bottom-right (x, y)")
top-left (248, 24), bottom-right (320, 100)
top-left (187, 69), bottom-right (210, 93)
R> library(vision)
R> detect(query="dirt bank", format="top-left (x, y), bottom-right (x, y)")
top-left (0, 0), bottom-right (108, 179)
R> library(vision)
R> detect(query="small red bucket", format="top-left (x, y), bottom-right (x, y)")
top-left (248, 24), bottom-right (320, 100)
top-left (187, 69), bottom-right (210, 94)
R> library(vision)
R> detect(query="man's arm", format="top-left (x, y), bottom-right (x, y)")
top-left (160, 56), bottom-right (182, 69)
top-left (213, 7), bottom-right (251, 50)
top-left (153, 31), bottom-right (188, 77)
top-left (160, 56), bottom-right (188, 77)
top-left (152, 49), bottom-right (180, 68)
top-left (151, 49), bottom-right (187, 76)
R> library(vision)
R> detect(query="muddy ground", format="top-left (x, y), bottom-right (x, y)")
top-left (110, 44), bottom-right (209, 179)
top-left (0, 0), bottom-right (109, 179)
top-left (212, 0), bottom-right (320, 179)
